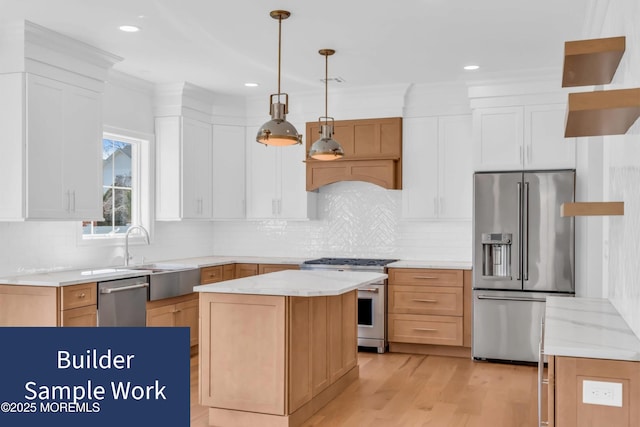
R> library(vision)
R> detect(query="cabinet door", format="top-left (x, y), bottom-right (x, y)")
top-left (26, 75), bottom-right (102, 220)
top-left (328, 291), bottom-right (357, 383)
top-left (524, 105), bottom-right (576, 170)
top-left (235, 263), bottom-right (258, 278)
top-left (246, 126), bottom-right (278, 219)
top-left (61, 306), bottom-right (97, 327)
top-left (212, 124), bottom-right (245, 219)
top-left (438, 115), bottom-right (472, 219)
top-left (401, 117), bottom-right (439, 219)
top-left (26, 75), bottom-right (68, 219)
top-left (63, 83), bottom-right (102, 220)
top-left (182, 117), bottom-right (213, 219)
top-left (473, 106), bottom-right (524, 171)
top-left (146, 304), bottom-right (176, 327)
top-left (175, 298), bottom-right (198, 347)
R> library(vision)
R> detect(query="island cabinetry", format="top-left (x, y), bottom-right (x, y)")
top-left (548, 356), bottom-right (640, 426)
top-left (146, 293), bottom-right (198, 347)
top-left (0, 282), bottom-right (97, 326)
top-left (388, 268), bottom-right (472, 357)
top-left (199, 290), bottom-right (358, 426)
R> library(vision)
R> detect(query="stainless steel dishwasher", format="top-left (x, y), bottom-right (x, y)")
top-left (97, 276), bottom-right (149, 326)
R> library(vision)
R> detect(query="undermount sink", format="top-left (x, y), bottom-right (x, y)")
top-left (126, 263), bottom-right (200, 300)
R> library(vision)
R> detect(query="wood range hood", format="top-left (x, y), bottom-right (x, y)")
top-left (305, 117), bottom-right (403, 191)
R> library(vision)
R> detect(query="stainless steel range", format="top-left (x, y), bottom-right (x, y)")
top-left (300, 257), bottom-right (397, 353)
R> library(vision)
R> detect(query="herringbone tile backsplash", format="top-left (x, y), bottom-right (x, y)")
top-left (212, 181), bottom-right (472, 261)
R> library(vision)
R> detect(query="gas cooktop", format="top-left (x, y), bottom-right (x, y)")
top-left (302, 258), bottom-right (398, 267)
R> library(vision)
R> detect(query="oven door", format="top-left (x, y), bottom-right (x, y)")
top-left (357, 283), bottom-right (385, 341)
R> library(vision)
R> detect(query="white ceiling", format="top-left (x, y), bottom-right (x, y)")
top-left (3, 0), bottom-right (588, 96)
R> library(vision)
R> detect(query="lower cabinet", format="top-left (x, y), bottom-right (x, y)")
top-left (199, 291), bottom-right (357, 422)
top-left (235, 263), bottom-right (259, 278)
top-left (387, 268), bottom-right (471, 356)
top-left (0, 282), bottom-right (97, 327)
top-left (547, 356), bottom-right (640, 427)
top-left (146, 293), bottom-right (199, 347)
top-left (258, 263), bottom-right (300, 274)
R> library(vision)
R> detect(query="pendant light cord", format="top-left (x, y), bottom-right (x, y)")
top-left (324, 52), bottom-right (328, 126)
top-left (277, 15), bottom-right (282, 101)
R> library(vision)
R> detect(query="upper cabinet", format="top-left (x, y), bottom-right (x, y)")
top-left (473, 104), bottom-right (576, 171)
top-left (305, 117), bottom-right (403, 191)
top-left (212, 124), bottom-right (246, 220)
top-left (402, 115), bottom-right (473, 220)
top-left (0, 22), bottom-right (120, 221)
top-left (156, 116), bottom-right (213, 220)
top-left (246, 125), bottom-right (316, 220)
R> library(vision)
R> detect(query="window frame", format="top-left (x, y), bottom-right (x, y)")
top-left (78, 127), bottom-right (152, 247)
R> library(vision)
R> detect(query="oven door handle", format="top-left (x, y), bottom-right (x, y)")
top-left (358, 288), bottom-right (380, 293)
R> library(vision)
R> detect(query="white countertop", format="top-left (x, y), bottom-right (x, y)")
top-left (194, 270), bottom-right (387, 297)
top-left (387, 260), bottom-right (472, 270)
top-left (0, 256), bottom-right (469, 287)
top-left (544, 297), bottom-right (640, 362)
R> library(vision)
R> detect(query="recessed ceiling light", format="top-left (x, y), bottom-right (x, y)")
top-left (119, 25), bottom-right (140, 33)
top-left (244, 82), bottom-right (259, 87)
top-left (464, 65), bottom-right (480, 70)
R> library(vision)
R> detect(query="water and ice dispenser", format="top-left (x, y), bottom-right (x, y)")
top-left (481, 233), bottom-right (512, 278)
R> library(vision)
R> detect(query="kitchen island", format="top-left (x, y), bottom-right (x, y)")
top-left (194, 269), bottom-right (387, 427)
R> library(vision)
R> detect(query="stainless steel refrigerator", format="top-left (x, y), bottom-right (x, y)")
top-left (472, 170), bottom-right (575, 363)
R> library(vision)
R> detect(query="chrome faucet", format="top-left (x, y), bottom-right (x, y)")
top-left (124, 225), bottom-right (150, 266)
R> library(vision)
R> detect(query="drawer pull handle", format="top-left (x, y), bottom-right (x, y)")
top-left (78, 293), bottom-right (86, 298)
top-left (412, 299), bottom-right (437, 303)
top-left (413, 328), bottom-right (437, 332)
top-left (414, 276), bottom-right (438, 280)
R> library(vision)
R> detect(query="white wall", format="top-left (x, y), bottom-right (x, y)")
top-left (590, 0), bottom-right (640, 335)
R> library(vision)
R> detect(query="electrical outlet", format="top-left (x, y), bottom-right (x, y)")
top-left (582, 380), bottom-right (623, 407)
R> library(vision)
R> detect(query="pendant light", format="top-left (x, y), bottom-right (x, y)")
top-left (256, 10), bottom-right (302, 147)
top-left (308, 49), bottom-right (344, 160)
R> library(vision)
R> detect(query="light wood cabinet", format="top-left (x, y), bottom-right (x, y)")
top-left (0, 73), bottom-right (103, 220)
top-left (146, 293), bottom-right (199, 347)
top-left (548, 355), bottom-right (640, 427)
top-left (388, 268), bottom-right (471, 357)
top-left (199, 291), bottom-right (358, 425)
top-left (212, 124), bottom-right (246, 220)
top-left (258, 263), bottom-right (300, 274)
top-left (402, 115), bottom-right (472, 220)
top-left (246, 125), bottom-right (316, 220)
top-left (155, 116), bottom-right (213, 220)
top-left (0, 283), bottom-right (97, 327)
top-left (305, 117), bottom-right (403, 191)
top-left (473, 104), bottom-right (576, 171)
top-left (235, 263), bottom-right (259, 278)
top-left (200, 265), bottom-right (224, 284)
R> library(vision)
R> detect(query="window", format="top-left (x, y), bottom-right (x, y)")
top-left (82, 132), bottom-right (149, 240)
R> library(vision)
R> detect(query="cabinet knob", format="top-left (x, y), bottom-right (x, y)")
top-left (78, 293), bottom-right (86, 298)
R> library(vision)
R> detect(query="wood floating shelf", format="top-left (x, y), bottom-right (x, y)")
top-left (562, 36), bottom-right (626, 87)
top-left (561, 202), bottom-right (624, 217)
top-left (565, 88), bottom-right (640, 137)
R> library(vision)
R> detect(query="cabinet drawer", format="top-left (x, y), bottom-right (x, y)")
top-left (258, 264), bottom-right (300, 274)
top-left (60, 282), bottom-right (97, 310)
top-left (61, 305), bottom-right (97, 327)
top-left (388, 314), bottom-right (463, 346)
top-left (388, 268), bottom-right (463, 287)
top-left (200, 266), bottom-right (224, 284)
top-left (235, 263), bottom-right (259, 278)
top-left (389, 285), bottom-right (463, 316)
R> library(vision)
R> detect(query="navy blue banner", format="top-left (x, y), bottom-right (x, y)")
top-left (0, 327), bottom-right (190, 427)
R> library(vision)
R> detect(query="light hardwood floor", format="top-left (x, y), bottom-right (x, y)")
top-left (190, 352), bottom-right (538, 427)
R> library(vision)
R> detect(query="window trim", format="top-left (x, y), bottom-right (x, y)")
top-left (77, 127), bottom-right (152, 247)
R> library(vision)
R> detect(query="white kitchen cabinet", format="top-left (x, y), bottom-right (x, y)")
top-left (402, 115), bottom-right (472, 220)
top-left (156, 116), bottom-right (213, 220)
top-left (212, 124), bottom-right (246, 220)
top-left (473, 104), bottom-right (576, 171)
top-left (0, 73), bottom-right (102, 220)
top-left (246, 126), bottom-right (315, 220)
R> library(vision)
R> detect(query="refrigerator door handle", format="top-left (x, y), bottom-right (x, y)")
top-left (477, 295), bottom-right (548, 303)
top-left (523, 182), bottom-right (529, 281)
top-left (516, 182), bottom-right (522, 281)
